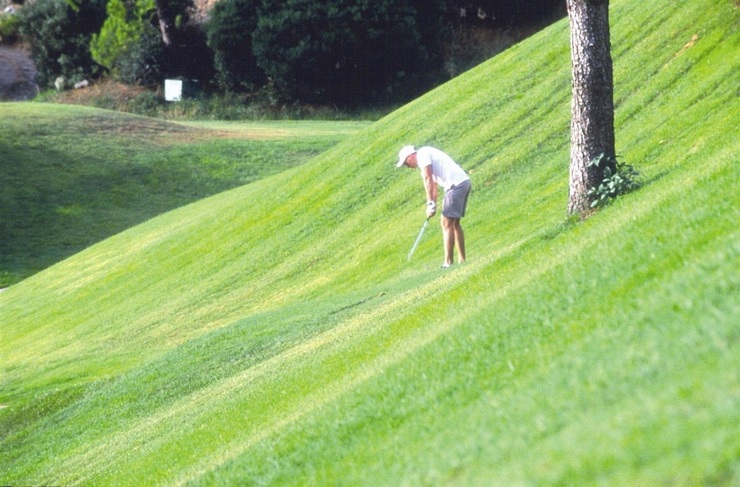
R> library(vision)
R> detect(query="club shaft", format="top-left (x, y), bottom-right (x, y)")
top-left (407, 218), bottom-right (429, 261)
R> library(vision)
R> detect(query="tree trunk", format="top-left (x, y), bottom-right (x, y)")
top-left (155, 0), bottom-right (175, 47)
top-left (566, 0), bottom-right (616, 215)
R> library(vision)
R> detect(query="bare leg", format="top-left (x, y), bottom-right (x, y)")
top-left (441, 217), bottom-right (455, 266)
top-left (453, 219), bottom-right (466, 263)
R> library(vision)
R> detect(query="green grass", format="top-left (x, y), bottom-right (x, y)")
top-left (1, 0), bottom-right (739, 484)
top-left (0, 105), bottom-right (368, 285)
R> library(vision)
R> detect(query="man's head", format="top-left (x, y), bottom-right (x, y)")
top-left (396, 145), bottom-right (417, 168)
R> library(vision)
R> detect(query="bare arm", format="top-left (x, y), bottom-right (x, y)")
top-left (422, 165), bottom-right (437, 201)
top-left (422, 165), bottom-right (437, 216)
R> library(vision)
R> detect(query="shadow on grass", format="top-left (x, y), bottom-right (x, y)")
top-left (0, 136), bottom-right (327, 286)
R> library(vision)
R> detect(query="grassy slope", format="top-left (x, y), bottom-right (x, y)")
top-left (0, 106), bottom-right (367, 285)
top-left (1, 0), bottom-right (739, 484)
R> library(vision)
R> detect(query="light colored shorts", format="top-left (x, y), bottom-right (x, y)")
top-left (443, 179), bottom-right (471, 219)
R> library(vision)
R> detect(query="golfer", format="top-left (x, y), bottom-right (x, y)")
top-left (397, 145), bottom-right (471, 268)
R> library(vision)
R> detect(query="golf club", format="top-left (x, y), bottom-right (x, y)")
top-left (407, 217), bottom-right (430, 262)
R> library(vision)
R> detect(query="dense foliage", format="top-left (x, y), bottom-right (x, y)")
top-left (17, 0), bottom-right (107, 87)
top-left (15, 0), bottom-right (564, 104)
top-left (90, 0), bottom-right (165, 85)
top-left (206, 0), bottom-right (263, 91)
top-left (0, 10), bottom-right (20, 43)
top-left (154, 0), bottom-right (215, 83)
top-left (464, 0), bottom-right (565, 26)
top-left (250, 0), bottom-right (447, 105)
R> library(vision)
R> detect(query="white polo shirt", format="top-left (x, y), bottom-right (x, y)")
top-left (416, 146), bottom-right (469, 190)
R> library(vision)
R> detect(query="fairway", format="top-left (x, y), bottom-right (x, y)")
top-left (1, 0), bottom-right (738, 484)
top-left (0, 107), bottom-right (367, 285)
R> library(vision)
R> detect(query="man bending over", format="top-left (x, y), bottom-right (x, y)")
top-left (397, 145), bottom-right (471, 268)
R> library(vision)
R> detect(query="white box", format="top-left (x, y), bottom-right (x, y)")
top-left (164, 79), bottom-right (182, 101)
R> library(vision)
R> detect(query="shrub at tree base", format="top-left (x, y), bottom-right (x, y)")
top-left (587, 153), bottom-right (643, 208)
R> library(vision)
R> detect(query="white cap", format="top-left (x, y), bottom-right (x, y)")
top-left (396, 145), bottom-right (416, 167)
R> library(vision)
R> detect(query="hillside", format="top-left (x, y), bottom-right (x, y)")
top-left (0, 109), bottom-right (367, 285)
top-left (1, 0), bottom-right (738, 484)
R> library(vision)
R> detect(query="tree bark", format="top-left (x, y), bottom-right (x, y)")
top-left (155, 0), bottom-right (176, 47)
top-left (566, 0), bottom-right (616, 215)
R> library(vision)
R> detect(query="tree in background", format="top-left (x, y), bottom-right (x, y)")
top-left (90, 0), bottom-right (165, 85)
top-left (16, 0), bottom-right (211, 88)
top-left (17, 0), bottom-right (107, 87)
top-left (449, 0), bottom-right (564, 27)
top-left (15, 0), bottom-right (565, 105)
top-left (407, 0), bottom-right (450, 82)
top-left (206, 0), bottom-right (264, 92)
top-left (153, 0), bottom-right (215, 84)
top-left (153, 0), bottom-right (184, 46)
top-left (252, 0), bottom-right (447, 106)
top-left (565, 0), bottom-right (616, 215)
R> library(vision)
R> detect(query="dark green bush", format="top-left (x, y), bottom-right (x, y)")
top-left (252, 0), bottom-right (447, 106)
top-left (206, 0), bottom-right (263, 92)
top-left (17, 0), bottom-right (107, 87)
top-left (163, 23), bottom-right (216, 86)
top-left (113, 23), bottom-right (165, 86)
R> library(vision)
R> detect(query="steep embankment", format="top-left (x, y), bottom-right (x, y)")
top-left (1, 0), bottom-right (738, 484)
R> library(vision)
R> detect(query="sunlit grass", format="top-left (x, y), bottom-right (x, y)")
top-left (0, 0), bottom-right (738, 484)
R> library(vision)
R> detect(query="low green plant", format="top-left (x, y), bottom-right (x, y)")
top-left (587, 153), bottom-right (643, 208)
top-left (0, 12), bottom-right (19, 43)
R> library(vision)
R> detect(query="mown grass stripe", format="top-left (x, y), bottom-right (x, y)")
top-left (36, 254), bottom-right (490, 484)
top-left (44, 149), bottom-right (731, 484)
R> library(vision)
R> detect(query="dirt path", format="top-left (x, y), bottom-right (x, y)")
top-left (0, 46), bottom-right (38, 100)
